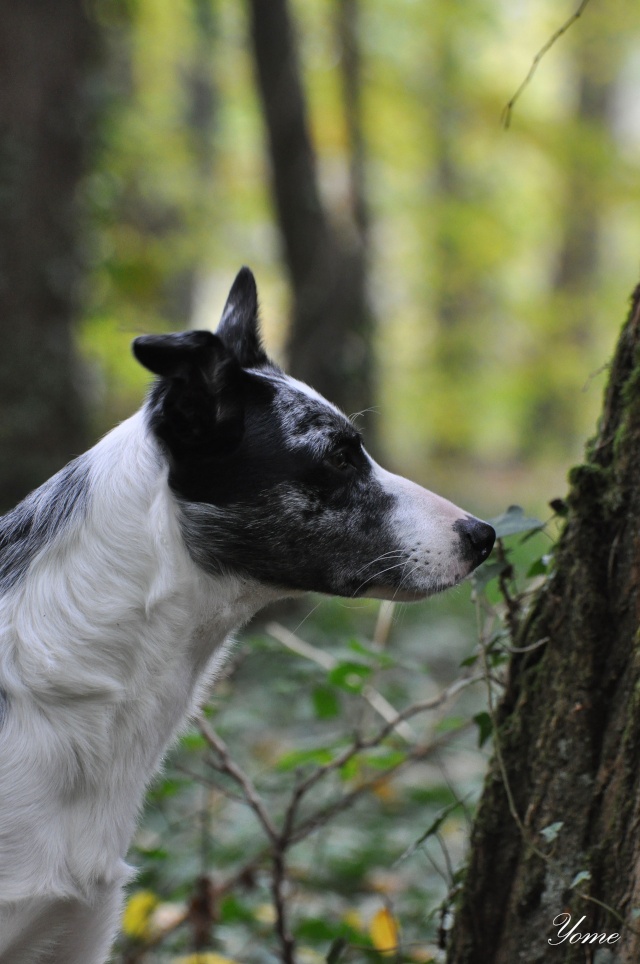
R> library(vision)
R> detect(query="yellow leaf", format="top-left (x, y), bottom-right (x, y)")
top-left (370, 906), bottom-right (399, 955)
top-left (121, 890), bottom-right (159, 940)
top-left (371, 776), bottom-right (398, 803)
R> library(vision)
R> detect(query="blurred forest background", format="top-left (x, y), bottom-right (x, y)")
top-left (4, 0), bottom-right (640, 514)
top-left (2, 0), bottom-right (640, 961)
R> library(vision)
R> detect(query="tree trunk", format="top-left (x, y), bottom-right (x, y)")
top-left (447, 283), bottom-right (640, 962)
top-left (0, 0), bottom-right (98, 509)
top-left (248, 0), bottom-right (375, 438)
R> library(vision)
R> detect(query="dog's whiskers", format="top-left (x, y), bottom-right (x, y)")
top-left (353, 557), bottom-right (414, 597)
top-left (354, 550), bottom-right (406, 577)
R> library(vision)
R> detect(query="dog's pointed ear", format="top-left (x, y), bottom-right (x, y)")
top-left (216, 267), bottom-right (268, 368)
top-left (133, 331), bottom-right (246, 457)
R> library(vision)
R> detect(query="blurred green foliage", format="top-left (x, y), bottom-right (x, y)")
top-left (82, 0), bottom-right (640, 516)
top-left (74, 3), bottom-right (640, 960)
top-left (111, 507), bottom-right (553, 962)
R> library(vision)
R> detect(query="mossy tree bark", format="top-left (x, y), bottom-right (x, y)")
top-left (447, 283), bottom-right (640, 964)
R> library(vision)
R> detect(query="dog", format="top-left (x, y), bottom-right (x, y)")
top-left (0, 267), bottom-right (494, 963)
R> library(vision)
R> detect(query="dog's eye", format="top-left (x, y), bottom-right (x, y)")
top-left (324, 447), bottom-right (357, 475)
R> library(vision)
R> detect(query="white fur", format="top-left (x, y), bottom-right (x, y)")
top-left (0, 413), bottom-right (279, 963)
top-left (371, 461), bottom-right (474, 598)
top-left (0, 378), bottom-right (488, 963)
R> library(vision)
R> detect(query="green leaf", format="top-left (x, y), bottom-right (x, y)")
top-left (472, 560), bottom-right (506, 591)
top-left (328, 661), bottom-right (372, 694)
top-left (488, 505), bottom-right (544, 538)
top-left (362, 748), bottom-right (406, 769)
top-left (277, 746), bottom-right (335, 771)
top-left (570, 869), bottom-right (592, 889)
top-left (540, 821), bottom-right (564, 843)
top-left (460, 653), bottom-right (479, 668)
top-left (434, 715), bottom-right (466, 734)
top-left (180, 730), bottom-right (207, 752)
top-left (348, 638), bottom-right (396, 668)
top-left (473, 711), bottom-right (493, 747)
top-left (312, 685), bottom-right (340, 720)
top-left (396, 798), bottom-right (466, 863)
top-left (219, 894), bottom-right (255, 924)
top-left (296, 917), bottom-right (339, 941)
top-left (527, 553), bottom-right (553, 577)
top-left (487, 648), bottom-right (509, 668)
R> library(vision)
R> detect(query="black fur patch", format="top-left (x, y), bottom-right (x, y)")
top-left (172, 374), bottom-right (398, 597)
top-left (0, 458), bottom-right (90, 593)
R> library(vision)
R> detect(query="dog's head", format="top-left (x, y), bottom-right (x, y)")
top-left (133, 268), bottom-right (494, 601)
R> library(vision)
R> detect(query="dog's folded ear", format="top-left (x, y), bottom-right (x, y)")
top-left (216, 266), bottom-right (268, 368)
top-left (132, 330), bottom-right (226, 381)
top-left (133, 331), bottom-right (246, 458)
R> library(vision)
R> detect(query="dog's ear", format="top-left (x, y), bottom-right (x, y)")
top-left (132, 330), bottom-right (226, 381)
top-left (216, 266), bottom-right (268, 368)
top-left (133, 331), bottom-right (246, 457)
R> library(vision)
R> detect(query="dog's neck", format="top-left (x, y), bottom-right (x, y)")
top-left (10, 412), bottom-right (276, 702)
top-left (1, 413), bottom-right (282, 898)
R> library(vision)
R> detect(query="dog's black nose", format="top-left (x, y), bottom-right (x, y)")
top-left (456, 517), bottom-right (496, 567)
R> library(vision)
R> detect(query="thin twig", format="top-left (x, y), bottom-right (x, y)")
top-left (197, 718), bottom-right (296, 961)
top-left (284, 672), bottom-right (482, 825)
top-left (373, 600), bottom-right (396, 648)
top-left (502, 0), bottom-right (593, 129)
top-left (289, 723), bottom-right (473, 848)
top-left (197, 718), bottom-right (279, 844)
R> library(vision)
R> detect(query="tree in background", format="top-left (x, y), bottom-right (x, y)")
top-left (0, 0), bottom-right (99, 509)
top-left (249, 0), bottom-right (375, 439)
top-left (82, 0), bottom-right (222, 429)
top-left (522, 14), bottom-right (617, 457)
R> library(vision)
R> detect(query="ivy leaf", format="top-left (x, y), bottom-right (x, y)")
top-left (570, 869), bottom-right (592, 889)
top-left (396, 798), bottom-right (466, 863)
top-left (527, 556), bottom-right (548, 577)
top-left (473, 711), bottom-right (493, 747)
top-left (540, 821), bottom-right (564, 843)
top-left (328, 661), bottom-right (372, 694)
top-left (312, 685), bottom-right (340, 719)
top-left (488, 505), bottom-right (544, 538)
top-left (472, 560), bottom-right (506, 591)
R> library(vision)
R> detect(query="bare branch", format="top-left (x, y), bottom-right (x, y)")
top-left (197, 718), bottom-right (279, 845)
top-left (502, 0), bottom-right (593, 129)
top-left (283, 671), bottom-right (482, 826)
top-left (289, 723), bottom-right (473, 847)
top-left (198, 717), bottom-right (297, 961)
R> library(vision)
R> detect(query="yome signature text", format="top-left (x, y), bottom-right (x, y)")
top-left (549, 913), bottom-right (621, 947)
